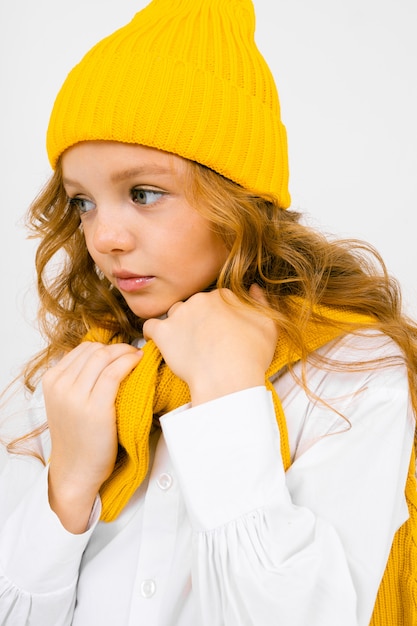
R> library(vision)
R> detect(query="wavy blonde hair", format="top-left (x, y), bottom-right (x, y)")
top-left (12, 155), bottom-right (417, 425)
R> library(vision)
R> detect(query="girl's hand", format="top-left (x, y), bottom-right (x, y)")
top-left (143, 285), bottom-right (277, 406)
top-left (42, 341), bottom-right (143, 533)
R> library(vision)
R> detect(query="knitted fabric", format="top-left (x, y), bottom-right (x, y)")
top-left (369, 447), bottom-right (417, 626)
top-left (46, 0), bottom-right (290, 206)
top-left (85, 303), bottom-right (417, 622)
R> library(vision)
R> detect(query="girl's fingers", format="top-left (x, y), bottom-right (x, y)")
top-left (249, 282), bottom-right (268, 304)
top-left (43, 342), bottom-right (142, 398)
top-left (71, 343), bottom-right (142, 393)
top-left (85, 349), bottom-right (144, 412)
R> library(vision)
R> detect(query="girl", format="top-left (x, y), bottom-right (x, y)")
top-left (0, 0), bottom-right (416, 624)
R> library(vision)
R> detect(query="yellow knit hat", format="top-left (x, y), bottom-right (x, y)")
top-left (46, 0), bottom-right (290, 207)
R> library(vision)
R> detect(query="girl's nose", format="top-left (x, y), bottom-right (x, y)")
top-left (90, 209), bottom-right (136, 255)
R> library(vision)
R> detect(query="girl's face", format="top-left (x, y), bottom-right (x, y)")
top-left (62, 141), bottom-right (228, 319)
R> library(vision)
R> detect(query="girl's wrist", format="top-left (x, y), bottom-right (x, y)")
top-left (48, 470), bottom-right (99, 534)
top-left (190, 371), bottom-right (265, 406)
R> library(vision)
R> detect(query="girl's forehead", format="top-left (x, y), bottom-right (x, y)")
top-left (61, 141), bottom-right (189, 177)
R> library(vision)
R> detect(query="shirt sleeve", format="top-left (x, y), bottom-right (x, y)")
top-left (0, 387), bottom-right (101, 626)
top-left (160, 338), bottom-right (414, 626)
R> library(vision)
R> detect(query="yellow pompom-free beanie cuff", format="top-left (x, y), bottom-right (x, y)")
top-left (46, 0), bottom-right (291, 207)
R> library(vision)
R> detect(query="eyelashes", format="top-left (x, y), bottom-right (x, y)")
top-left (131, 188), bottom-right (164, 206)
top-left (68, 197), bottom-right (95, 214)
top-left (67, 188), bottom-right (164, 214)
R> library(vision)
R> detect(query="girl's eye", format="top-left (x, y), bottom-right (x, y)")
top-left (131, 188), bottom-right (163, 205)
top-left (68, 197), bottom-right (95, 214)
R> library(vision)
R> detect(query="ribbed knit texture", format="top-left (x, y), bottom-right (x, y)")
top-left (46, 0), bottom-right (290, 206)
top-left (85, 302), bottom-right (417, 621)
top-left (369, 447), bottom-right (417, 625)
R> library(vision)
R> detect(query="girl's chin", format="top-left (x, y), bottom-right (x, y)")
top-left (128, 307), bottom-right (168, 321)
top-left (122, 282), bottom-right (217, 320)
top-left (123, 297), bottom-right (171, 321)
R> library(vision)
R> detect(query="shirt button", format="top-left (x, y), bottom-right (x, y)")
top-left (157, 472), bottom-right (173, 490)
top-left (140, 579), bottom-right (156, 598)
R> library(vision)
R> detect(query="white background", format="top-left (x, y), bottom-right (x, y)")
top-left (0, 0), bottom-right (416, 392)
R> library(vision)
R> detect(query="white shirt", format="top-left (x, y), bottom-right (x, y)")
top-left (0, 331), bottom-right (414, 625)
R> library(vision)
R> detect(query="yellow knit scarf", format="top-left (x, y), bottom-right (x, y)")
top-left (84, 302), bottom-right (417, 624)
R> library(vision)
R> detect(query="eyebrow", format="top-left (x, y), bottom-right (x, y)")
top-left (110, 165), bottom-right (174, 183)
top-left (63, 164), bottom-right (175, 188)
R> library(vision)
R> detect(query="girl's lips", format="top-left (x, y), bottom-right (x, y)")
top-left (114, 275), bottom-right (155, 293)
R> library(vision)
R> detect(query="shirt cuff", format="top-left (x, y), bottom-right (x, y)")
top-left (161, 386), bottom-right (290, 530)
top-left (0, 464), bottom-right (100, 594)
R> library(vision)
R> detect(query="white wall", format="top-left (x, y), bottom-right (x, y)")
top-left (1, 0), bottom-right (416, 391)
